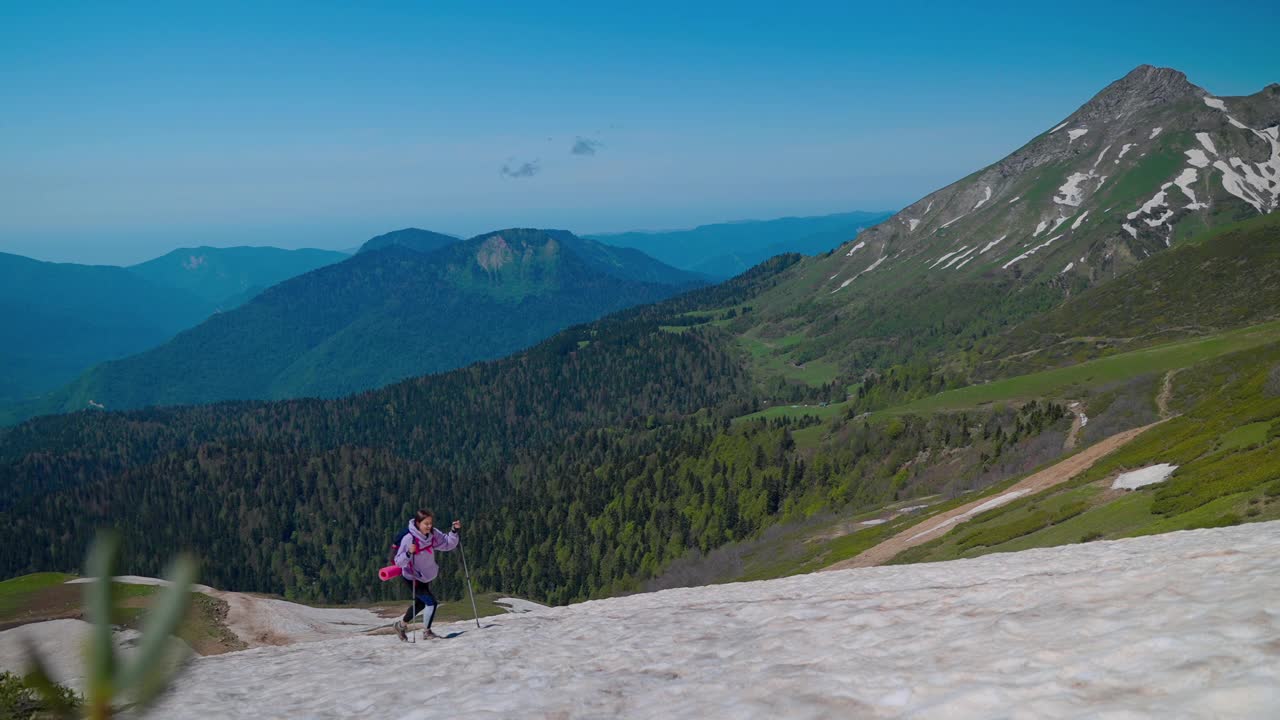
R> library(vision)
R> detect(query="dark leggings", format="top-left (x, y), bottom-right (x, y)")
top-left (401, 579), bottom-right (437, 628)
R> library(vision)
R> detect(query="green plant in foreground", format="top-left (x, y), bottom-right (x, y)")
top-left (0, 670), bottom-right (80, 720)
top-left (22, 532), bottom-right (197, 719)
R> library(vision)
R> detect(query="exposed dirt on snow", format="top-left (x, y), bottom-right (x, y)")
top-left (204, 590), bottom-right (385, 648)
top-left (824, 421), bottom-right (1162, 570)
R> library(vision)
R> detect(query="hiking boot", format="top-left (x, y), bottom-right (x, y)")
top-left (394, 620), bottom-right (409, 642)
top-left (423, 628), bottom-right (440, 640)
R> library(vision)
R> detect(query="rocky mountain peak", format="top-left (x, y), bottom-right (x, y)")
top-left (1075, 65), bottom-right (1200, 121)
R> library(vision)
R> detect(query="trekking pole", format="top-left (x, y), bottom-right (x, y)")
top-left (457, 530), bottom-right (481, 629)
top-left (410, 573), bottom-right (418, 643)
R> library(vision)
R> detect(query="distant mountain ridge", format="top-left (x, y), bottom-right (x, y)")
top-left (6, 228), bottom-right (698, 420)
top-left (356, 228), bottom-right (459, 255)
top-left (591, 211), bottom-right (893, 277)
top-left (0, 246), bottom-right (348, 405)
top-left (128, 245), bottom-right (348, 308)
top-left (0, 252), bottom-right (210, 404)
top-left (359, 227), bottom-right (706, 287)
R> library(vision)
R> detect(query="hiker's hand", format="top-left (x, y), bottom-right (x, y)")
top-left (452, 520), bottom-right (462, 531)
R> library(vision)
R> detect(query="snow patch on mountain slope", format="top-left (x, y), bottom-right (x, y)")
top-left (1203, 96), bottom-right (1228, 111)
top-left (1186, 148), bottom-right (1211, 168)
top-left (1129, 186), bottom-right (1170, 220)
top-left (147, 522), bottom-right (1280, 720)
top-left (1049, 120), bottom-right (1069, 133)
top-left (854, 255), bottom-right (887, 279)
top-left (494, 598), bottom-right (546, 614)
top-left (1112, 463), bottom-right (1179, 490)
top-left (1092, 145), bottom-right (1112, 168)
top-left (1196, 132), bottom-right (1218, 155)
top-left (1034, 219), bottom-right (1049, 237)
top-left (973, 186), bottom-right (992, 211)
top-left (1173, 168), bottom-right (1207, 209)
top-left (1068, 128), bottom-right (1088, 142)
top-left (66, 575), bottom-right (214, 593)
top-left (831, 255), bottom-right (887, 292)
top-left (1003, 235), bottom-right (1062, 270)
top-left (939, 215), bottom-right (966, 229)
top-left (1122, 223), bottom-right (1138, 238)
top-left (1216, 161), bottom-right (1266, 213)
top-left (907, 219), bottom-right (921, 232)
top-left (941, 246), bottom-right (977, 270)
top-left (1216, 124), bottom-right (1279, 212)
top-left (1007, 195), bottom-right (1021, 204)
top-left (928, 248), bottom-right (965, 269)
top-left (1116, 143), bottom-right (1136, 163)
top-left (1054, 172), bottom-right (1091, 207)
top-left (1071, 210), bottom-right (1089, 230)
top-left (1061, 262), bottom-right (1074, 273)
top-left (1050, 215), bottom-right (1071, 233)
top-left (845, 240), bottom-right (867, 256)
top-left (0, 621), bottom-right (145, 693)
top-left (909, 491), bottom-right (1030, 541)
top-left (979, 235), bottom-right (1007, 254)
top-left (1150, 127), bottom-right (1163, 139)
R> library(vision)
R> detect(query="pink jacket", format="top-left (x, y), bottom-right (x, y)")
top-left (394, 521), bottom-right (459, 583)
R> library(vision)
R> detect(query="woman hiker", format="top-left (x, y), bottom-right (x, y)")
top-left (394, 509), bottom-right (461, 641)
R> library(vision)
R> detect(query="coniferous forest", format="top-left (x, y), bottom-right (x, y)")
top-left (0, 255), bottom-right (1067, 604)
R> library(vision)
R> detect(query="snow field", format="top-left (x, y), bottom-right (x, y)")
top-left (979, 235), bottom-right (1006, 255)
top-left (0, 621), bottom-right (143, 693)
top-left (1054, 173), bottom-right (1091, 207)
top-left (1111, 463), bottom-right (1178, 490)
top-left (972, 186), bottom-right (992, 211)
top-left (149, 522), bottom-right (1280, 719)
top-left (908, 490), bottom-right (1029, 541)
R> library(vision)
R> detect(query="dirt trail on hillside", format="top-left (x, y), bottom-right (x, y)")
top-left (1157, 369), bottom-right (1182, 419)
top-left (822, 421), bottom-right (1163, 572)
top-left (1063, 401), bottom-right (1086, 450)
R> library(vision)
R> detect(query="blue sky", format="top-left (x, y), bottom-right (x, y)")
top-left (2, 1), bottom-right (1277, 264)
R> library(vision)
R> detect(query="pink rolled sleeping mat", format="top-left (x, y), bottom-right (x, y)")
top-left (378, 565), bottom-right (403, 581)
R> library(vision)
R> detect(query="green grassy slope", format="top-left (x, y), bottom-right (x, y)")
top-left (893, 341), bottom-right (1280, 565)
top-left (975, 212), bottom-right (1280, 377)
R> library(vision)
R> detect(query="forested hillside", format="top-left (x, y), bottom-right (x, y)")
top-left (10, 230), bottom-right (698, 422)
